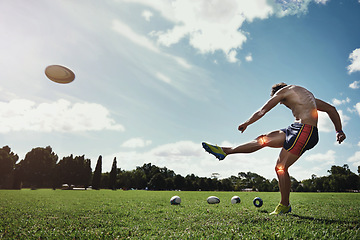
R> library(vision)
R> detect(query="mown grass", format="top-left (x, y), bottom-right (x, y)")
top-left (0, 190), bottom-right (359, 239)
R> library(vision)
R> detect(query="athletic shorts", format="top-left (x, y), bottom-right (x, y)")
top-left (281, 123), bottom-right (319, 157)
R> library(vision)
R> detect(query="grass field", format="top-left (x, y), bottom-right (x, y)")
top-left (0, 190), bottom-right (359, 239)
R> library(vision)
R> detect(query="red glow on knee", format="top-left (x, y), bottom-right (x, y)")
top-left (258, 136), bottom-right (267, 146)
top-left (276, 166), bottom-right (285, 174)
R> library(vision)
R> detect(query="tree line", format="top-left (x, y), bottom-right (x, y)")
top-left (0, 145), bottom-right (359, 192)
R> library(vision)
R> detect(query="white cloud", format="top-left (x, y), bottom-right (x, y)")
top-left (314, 0), bottom-right (329, 4)
top-left (112, 19), bottom-right (160, 53)
top-left (122, 138), bottom-right (152, 148)
top-left (141, 10), bottom-right (153, 21)
top-left (358, 142), bottom-right (360, 147)
top-left (105, 141), bottom-right (207, 175)
top-left (347, 48), bottom-right (360, 74)
top-left (169, 56), bottom-right (192, 69)
top-left (339, 110), bottom-right (350, 127)
top-left (149, 141), bottom-right (202, 159)
top-left (317, 111), bottom-right (333, 132)
top-left (265, 0), bottom-right (329, 19)
top-left (348, 151), bottom-right (360, 167)
top-left (271, 0), bottom-right (315, 17)
top-left (155, 72), bottom-right (172, 84)
top-left (112, 18), bottom-right (192, 69)
top-left (226, 49), bottom-right (239, 63)
top-left (0, 87), bottom-right (18, 101)
top-left (245, 53), bottom-right (253, 62)
top-left (119, 0), bottom-right (331, 63)
top-left (349, 80), bottom-right (360, 89)
top-left (123, 0), bottom-right (273, 62)
top-left (355, 103), bottom-right (360, 116)
top-left (0, 99), bottom-right (124, 133)
top-left (332, 97), bottom-right (350, 106)
top-left (347, 108), bottom-right (354, 114)
top-left (305, 150), bottom-right (336, 165)
top-left (317, 110), bottom-right (349, 132)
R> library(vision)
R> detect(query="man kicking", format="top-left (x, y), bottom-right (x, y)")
top-left (202, 83), bottom-right (346, 215)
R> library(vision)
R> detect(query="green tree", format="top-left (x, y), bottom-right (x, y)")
top-left (92, 155), bottom-right (102, 190)
top-left (174, 174), bottom-right (185, 190)
top-left (165, 178), bottom-right (174, 190)
top-left (290, 176), bottom-right (300, 192)
top-left (199, 178), bottom-right (209, 191)
top-left (118, 170), bottom-right (133, 190)
top-left (185, 174), bottom-right (198, 191)
top-left (20, 146), bottom-right (58, 188)
top-left (0, 146), bottom-right (19, 189)
top-left (56, 154), bottom-right (92, 188)
top-left (220, 178), bottom-right (233, 191)
top-left (76, 155), bottom-right (92, 188)
top-left (328, 164), bottom-right (359, 191)
top-left (237, 171), bottom-right (272, 191)
top-left (109, 157), bottom-right (117, 190)
top-left (149, 173), bottom-right (166, 190)
top-left (12, 164), bottom-right (22, 190)
top-left (131, 168), bottom-right (147, 189)
top-left (101, 172), bottom-right (110, 189)
top-left (270, 178), bottom-right (279, 192)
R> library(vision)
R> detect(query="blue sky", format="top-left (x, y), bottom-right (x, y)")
top-left (1, 0), bottom-right (360, 181)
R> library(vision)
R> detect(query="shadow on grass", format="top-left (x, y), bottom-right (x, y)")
top-left (291, 214), bottom-right (359, 226)
top-left (250, 211), bottom-right (359, 228)
top-left (247, 209), bottom-right (359, 229)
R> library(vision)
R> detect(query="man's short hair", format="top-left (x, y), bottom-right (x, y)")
top-left (271, 82), bottom-right (288, 97)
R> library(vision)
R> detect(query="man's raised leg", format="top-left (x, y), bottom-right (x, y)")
top-left (202, 130), bottom-right (285, 160)
top-left (222, 130), bottom-right (285, 155)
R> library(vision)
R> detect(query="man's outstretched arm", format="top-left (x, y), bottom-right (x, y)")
top-left (238, 93), bottom-right (283, 132)
top-left (315, 98), bottom-right (346, 144)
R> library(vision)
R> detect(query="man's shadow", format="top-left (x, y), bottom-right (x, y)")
top-left (259, 210), bottom-right (358, 226)
top-left (291, 214), bottom-right (359, 225)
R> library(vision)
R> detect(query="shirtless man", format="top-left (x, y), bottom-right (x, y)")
top-left (202, 83), bottom-right (346, 215)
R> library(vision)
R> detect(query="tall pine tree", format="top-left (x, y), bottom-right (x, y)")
top-left (109, 157), bottom-right (117, 190)
top-left (92, 155), bottom-right (102, 190)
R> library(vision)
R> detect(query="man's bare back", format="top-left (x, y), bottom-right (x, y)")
top-left (237, 83), bottom-right (344, 144)
top-left (275, 85), bottom-right (318, 126)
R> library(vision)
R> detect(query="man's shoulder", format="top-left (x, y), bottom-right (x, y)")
top-left (277, 85), bottom-right (294, 95)
top-left (281, 85), bottom-right (309, 94)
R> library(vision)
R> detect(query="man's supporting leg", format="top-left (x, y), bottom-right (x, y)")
top-left (275, 149), bottom-right (299, 206)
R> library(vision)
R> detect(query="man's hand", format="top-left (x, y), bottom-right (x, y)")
top-left (238, 123), bottom-right (248, 133)
top-left (336, 131), bottom-right (346, 144)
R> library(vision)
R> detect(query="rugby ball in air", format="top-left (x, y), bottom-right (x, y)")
top-left (231, 196), bottom-right (241, 204)
top-left (253, 197), bottom-right (263, 207)
top-left (170, 195), bottom-right (181, 205)
top-left (207, 196), bottom-right (220, 204)
top-left (45, 65), bottom-right (75, 84)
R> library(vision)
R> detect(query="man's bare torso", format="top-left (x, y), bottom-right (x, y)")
top-left (278, 85), bottom-right (318, 126)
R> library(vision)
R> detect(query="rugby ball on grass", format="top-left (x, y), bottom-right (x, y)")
top-left (170, 195), bottom-right (181, 205)
top-left (231, 196), bottom-right (241, 204)
top-left (207, 196), bottom-right (220, 204)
